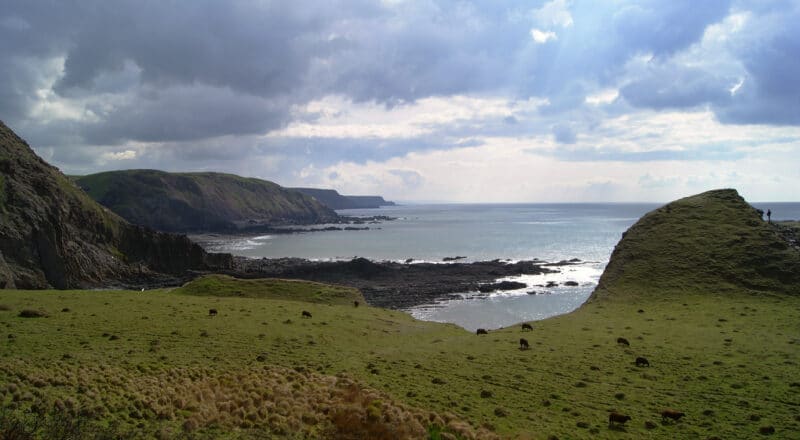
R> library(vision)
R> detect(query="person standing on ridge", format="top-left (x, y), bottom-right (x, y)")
top-left (767, 209), bottom-right (772, 223)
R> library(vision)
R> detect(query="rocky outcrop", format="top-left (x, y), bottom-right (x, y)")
top-left (0, 121), bottom-right (232, 289)
top-left (75, 171), bottom-right (339, 233)
top-left (230, 257), bottom-right (557, 309)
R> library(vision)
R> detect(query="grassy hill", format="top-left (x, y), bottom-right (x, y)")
top-left (75, 170), bottom-right (339, 233)
top-left (592, 188), bottom-right (800, 301)
top-left (1, 189), bottom-right (799, 438)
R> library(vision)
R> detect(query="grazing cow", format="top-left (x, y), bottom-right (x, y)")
top-left (617, 337), bottom-right (630, 346)
top-left (608, 412), bottom-right (631, 427)
top-left (354, 300), bottom-right (360, 308)
top-left (522, 323), bottom-right (533, 331)
top-left (476, 328), bottom-right (489, 335)
top-left (661, 409), bottom-right (685, 422)
top-left (759, 426), bottom-right (776, 435)
top-left (635, 356), bottom-right (650, 367)
top-left (301, 310), bottom-right (312, 318)
top-left (519, 338), bottom-right (530, 350)
top-left (208, 309), bottom-right (218, 317)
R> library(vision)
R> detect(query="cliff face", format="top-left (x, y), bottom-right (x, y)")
top-left (75, 171), bottom-right (339, 233)
top-left (290, 188), bottom-right (395, 210)
top-left (592, 189), bottom-right (800, 301)
top-left (0, 121), bottom-right (231, 289)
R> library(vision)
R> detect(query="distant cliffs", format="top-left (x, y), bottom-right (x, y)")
top-left (290, 188), bottom-right (396, 210)
top-left (0, 121), bottom-right (231, 289)
top-left (75, 171), bottom-right (340, 233)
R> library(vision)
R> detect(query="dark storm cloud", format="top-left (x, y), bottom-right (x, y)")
top-left (715, 2), bottom-right (800, 125)
top-left (619, 1), bottom-right (800, 126)
top-left (612, 1), bottom-right (733, 58)
top-left (81, 85), bottom-right (291, 144)
top-left (0, 0), bottom-right (798, 175)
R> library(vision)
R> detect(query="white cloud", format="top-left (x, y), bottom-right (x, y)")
top-left (309, 109), bottom-right (800, 202)
top-left (534, 0), bottom-right (574, 28)
top-left (101, 150), bottom-right (136, 161)
top-left (271, 95), bottom-right (548, 140)
top-left (585, 88), bottom-right (619, 105)
top-left (530, 28), bottom-right (558, 44)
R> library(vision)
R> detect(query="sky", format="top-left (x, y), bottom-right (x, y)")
top-left (1, 0), bottom-right (799, 203)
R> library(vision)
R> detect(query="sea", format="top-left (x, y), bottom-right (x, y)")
top-left (198, 202), bottom-right (800, 332)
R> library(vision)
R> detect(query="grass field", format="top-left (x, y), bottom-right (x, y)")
top-left (1, 278), bottom-right (799, 438)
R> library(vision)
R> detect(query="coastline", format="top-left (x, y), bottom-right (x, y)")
top-left (225, 256), bottom-right (586, 310)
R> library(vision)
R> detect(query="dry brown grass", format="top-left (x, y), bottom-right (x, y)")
top-left (1, 360), bottom-right (494, 439)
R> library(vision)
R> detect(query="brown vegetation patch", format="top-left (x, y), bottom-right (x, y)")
top-left (1, 361), bottom-right (496, 439)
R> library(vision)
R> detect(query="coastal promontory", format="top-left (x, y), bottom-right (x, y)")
top-left (75, 170), bottom-right (339, 233)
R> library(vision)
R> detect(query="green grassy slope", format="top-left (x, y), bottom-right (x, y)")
top-left (593, 189), bottom-right (800, 301)
top-left (75, 170), bottom-right (338, 232)
top-left (174, 274), bottom-right (365, 305)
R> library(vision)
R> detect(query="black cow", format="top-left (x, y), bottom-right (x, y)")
top-left (661, 409), bottom-right (685, 422)
top-left (519, 338), bottom-right (530, 350)
top-left (608, 412), bottom-right (631, 427)
top-left (522, 323), bottom-right (533, 331)
top-left (476, 328), bottom-right (488, 335)
top-left (635, 356), bottom-right (650, 367)
top-left (301, 310), bottom-right (312, 318)
top-left (208, 309), bottom-right (218, 317)
top-left (617, 337), bottom-right (630, 346)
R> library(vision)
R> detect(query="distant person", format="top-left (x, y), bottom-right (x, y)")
top-left (767, 209), bottom-right (772, 223)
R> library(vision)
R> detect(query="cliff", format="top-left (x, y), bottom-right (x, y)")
top-left (592, 189), bottom-right (800, 301)
top-left (290, 187), bottom-right (395, 210)
top-left (0, 121), bottom-right (232, 289)
top-left (75, 171), bottom-right (339, 233)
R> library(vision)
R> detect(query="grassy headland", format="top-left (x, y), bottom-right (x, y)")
top-left (74, 170), bottom-right (338, 233)
top-left (1, 189), bottom-right (799, 438)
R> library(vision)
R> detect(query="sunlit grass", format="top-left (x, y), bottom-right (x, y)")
top-left (1, 281), bottom-right (799, 438)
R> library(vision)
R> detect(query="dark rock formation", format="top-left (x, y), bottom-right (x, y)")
top-left (477, 281), bottom-right (527, 293)
top-left (0, 121), bottom-right (231, 289)
top-left (230, 257), bottom-right (556, 309)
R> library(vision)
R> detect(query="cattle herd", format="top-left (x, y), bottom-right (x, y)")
top-left (474, 322), bottom-right (689, 431)
top-left (206, 307), bottom-right (692, 432)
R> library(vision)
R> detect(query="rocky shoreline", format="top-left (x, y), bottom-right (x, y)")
top-left (224, 257), bottom-right (584, 309)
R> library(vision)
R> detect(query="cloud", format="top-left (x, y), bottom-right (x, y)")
top-left (620, 65), bottom-right (734, 109)
top-left (81, 84), bottom-right (291, 144)
top-left (530, 29), bottom-right (558, 43)
top-left (552, 124), bottom-right (577, 144)
top-left (1, 1), bottom-right (799, 202)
